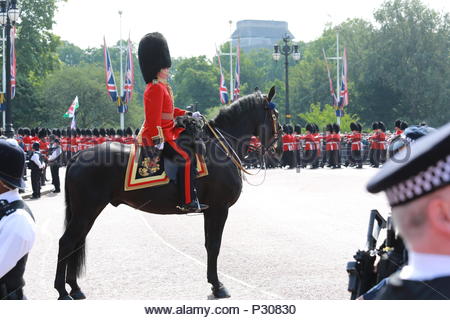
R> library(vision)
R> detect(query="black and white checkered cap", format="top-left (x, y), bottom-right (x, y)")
top-left (367, 122), bottom-right (450, 207)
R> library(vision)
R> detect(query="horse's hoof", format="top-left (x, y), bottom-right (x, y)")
top-left (212, 284), bottom-right (231, 299)
top-left (70, 289), bottom-right (86, 300)
top-left (58, 294), bottom-right (74, 300)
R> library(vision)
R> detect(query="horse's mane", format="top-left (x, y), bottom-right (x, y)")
top-left (211, 93), bottom-right (263, 128)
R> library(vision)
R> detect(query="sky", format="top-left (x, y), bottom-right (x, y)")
top-left (52, 0), bottom-right (450, 58)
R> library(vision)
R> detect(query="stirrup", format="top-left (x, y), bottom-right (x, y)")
top-left (177, 199), bottom-right (209, 213)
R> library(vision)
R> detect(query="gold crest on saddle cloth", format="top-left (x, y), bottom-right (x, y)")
top-left (138, 156), bottom-right (161, 177)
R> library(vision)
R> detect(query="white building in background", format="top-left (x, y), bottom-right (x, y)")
top-left (231, 20), bottom-right (295, 52)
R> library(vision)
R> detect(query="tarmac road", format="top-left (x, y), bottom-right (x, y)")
top-left (23, 166), bottom-right (390, 300)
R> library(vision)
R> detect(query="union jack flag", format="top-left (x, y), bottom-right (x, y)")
top-left (122, 38), bottom-right (134, 105)
top-left (338, 47), bottom-right (349, 108)
top-left (103, 37), bottom-right (118, 103)
top-left (233, 40), bottom-right (240, 101)
top-left (216, 49), bottom-right (228, 104)
top-left (10, 26), bottom-right (16, 100)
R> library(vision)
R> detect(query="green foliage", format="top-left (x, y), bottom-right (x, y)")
top-left (8, 0), bottom-right (449, 132)
top-left (298, 103), bottom-right (359, 132)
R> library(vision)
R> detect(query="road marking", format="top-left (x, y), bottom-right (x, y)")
top-left (138, 213), bottom-right (284, 299)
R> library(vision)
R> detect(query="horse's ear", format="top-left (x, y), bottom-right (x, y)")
top-left (267, 86), bottom-right (276, 102)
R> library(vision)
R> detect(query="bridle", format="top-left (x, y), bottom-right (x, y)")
top-left (260, 95), bottom-right (281, 156)
top-left (203, 93), bottom-right (281, 176)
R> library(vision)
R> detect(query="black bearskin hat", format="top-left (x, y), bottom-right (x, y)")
top-left (23, 128), bottom-right (30, 136)
top-left (99, 128), bottom-right (106, 137)
top-left (332, 123), bottom-right (340, 133)
top-left (313, 124), bottom-right (319, 134)
top-left (372, 122), bottom-right (379, 130)
top-left (350, 122), bottom-right (358, 131)
top-left (92, 128), bottom-right (99, 137)
top-left (125, 127), bottom-right (133, 136)
top-left (135, 128), bottom-right (140, 136)
top-left (285, 125), bottom-right (293, 135)
top-left (76, 128), bottom-right (81, 135)
top-left (357, 123), bottom-right (362, 132)
top-left (109, 128), bottom-right (115, 136)
top-left (394, 119), bottom-right (402, 128)
top-left (117, 129), bottom-right (123, 136)
top-left (378, 121), bottom-right (386, 132)
top-left (326, 124), bottom-right (333, 132)
top-left (55, 129), bottom-right (61, 137)
top-left (138, 32), bottom-right (172, 84)
top-left (305, 123), bottom-right (313, 133)
top-left (38, 128), bottom-right (47, 139)
top-left (400, 121), bottom-right (408, 130)
top-left (61, 129), bottom-right (67, 137)
top-left (85, 129), bottom-right (92, 136)
top-left (294, 124), bottom-right (301, 134)
top-left (17, 128), bottom-right (24, 135)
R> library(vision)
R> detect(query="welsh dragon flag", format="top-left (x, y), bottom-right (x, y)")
top-left (63, 96), bottom-right (79, 118)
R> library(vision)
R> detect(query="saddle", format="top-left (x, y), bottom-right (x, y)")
top-left (124, 116), bottom-right (208, 191)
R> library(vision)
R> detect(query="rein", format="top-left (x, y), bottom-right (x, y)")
top-left (204, 118), bottom-right (256, 176)
top-left (203, 98), bottom-right (280, 178)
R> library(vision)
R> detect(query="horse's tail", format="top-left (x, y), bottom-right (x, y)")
top-left (64, 154), bottom-right (86, 277)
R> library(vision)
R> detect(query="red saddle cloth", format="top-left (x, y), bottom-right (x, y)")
top-left (124, 144), bottom-right (208, 191)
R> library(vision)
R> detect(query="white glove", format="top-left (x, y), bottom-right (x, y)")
top-left (156, 142), bottom-right (164, 150)
top-left (192, 111), bottom-right (202, 119)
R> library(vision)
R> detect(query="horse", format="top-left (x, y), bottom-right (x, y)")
top-left (54, 87), bottom-right (282, 300)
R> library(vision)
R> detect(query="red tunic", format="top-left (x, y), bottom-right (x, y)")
top-left (347, 133), bottom-right (362, 151)
top-left (123, 136), bottom-right (135, 144)
top-left (71, 137), bottom-right (78, 153)
top-left (301, 134), bottom-right (316, 151)
top-left (140, 81), bottom-right (186, 146)
top-left (60, 137), bottom-right (69, 152)
top-left (23, 135), bottom-right (32, 152)
top-left (282, 134), bottom-right (296, 152)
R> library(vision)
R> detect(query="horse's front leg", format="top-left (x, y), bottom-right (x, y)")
top-left (203, 206), bottom-right (231, 299)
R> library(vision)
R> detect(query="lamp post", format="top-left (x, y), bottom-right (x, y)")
top-left (0, 0), bottom-right (19, 138)
top-left (273, 34), bottom-right (300, 123)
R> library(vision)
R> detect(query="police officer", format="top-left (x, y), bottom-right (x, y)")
top-left (0, 139), bottom-right (36, 299)
top-left (29, 142), bottom-right (44, 199)
top-left (48, 139), bottom-right (62, 193)
top-left (367, 122), bottom-right (450, 299)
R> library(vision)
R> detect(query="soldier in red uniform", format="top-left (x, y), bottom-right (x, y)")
top-left (281, 125), bottom-right (295, 169)
top-left (378, 121), bottom-right (387, 164)
top-left (347, 122), bottom-right (363, 168)
top-left (22, 128), bottom-right (32, 153)
top-left (293, 124), bottom-right (302, 168)
top-left (301, 123), bottom-right (316, 169)
top-left (369, 122), bottom-right (380, 168)
top-left (137, 32), bottom-right (207, 213)
top-left (123, 127), bottom-right (135, 144)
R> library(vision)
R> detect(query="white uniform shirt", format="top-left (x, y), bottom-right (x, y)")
top-left (400, 251), bottom-right (450, 281)
top-left (30, 152), bottom-right (44, 169)
top-left (0, 189), bottom-right (36, 278)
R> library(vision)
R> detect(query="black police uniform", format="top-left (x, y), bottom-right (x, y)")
top-left (367, 122), bottom-right (450, 300)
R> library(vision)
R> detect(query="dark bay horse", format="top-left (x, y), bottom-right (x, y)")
top-left (54, 87), bottom-right (281, 300)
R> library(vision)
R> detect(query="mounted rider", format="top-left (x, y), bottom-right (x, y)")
top-left (137, 32), bottom-right (208, 213)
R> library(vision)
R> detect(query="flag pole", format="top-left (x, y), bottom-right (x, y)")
top-left (229, 20), bottom-right (233, 104)
top-left (336, 31), bottom-right (341, 125)
top-left (1, 27), bottom-right (5, 130)
top-left (119, 10), bottom-right (125, 130)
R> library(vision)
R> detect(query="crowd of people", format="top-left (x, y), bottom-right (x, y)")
top-left (0, 127), bottom-right (139, 199)
top-left (245, 119), bottom-right (418, 169)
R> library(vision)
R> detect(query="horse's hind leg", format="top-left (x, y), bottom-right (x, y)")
top-left (204, 205), bottom-right (231, 299)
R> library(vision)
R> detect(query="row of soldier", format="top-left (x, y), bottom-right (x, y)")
top-left (246, 119), bottom-right (412, 169)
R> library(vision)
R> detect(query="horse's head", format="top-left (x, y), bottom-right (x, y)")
top-left (256, 86), bottom-right (283, 160)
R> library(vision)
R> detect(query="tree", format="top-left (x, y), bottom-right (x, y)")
top-left (298, 103), bottom-right (360, 133)
top-left (38, 64), bottom-right (143, 128)
top-left (12, 0), bottom-right (63, 127)
top-left (362, 0), bottom-right (450, 126)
